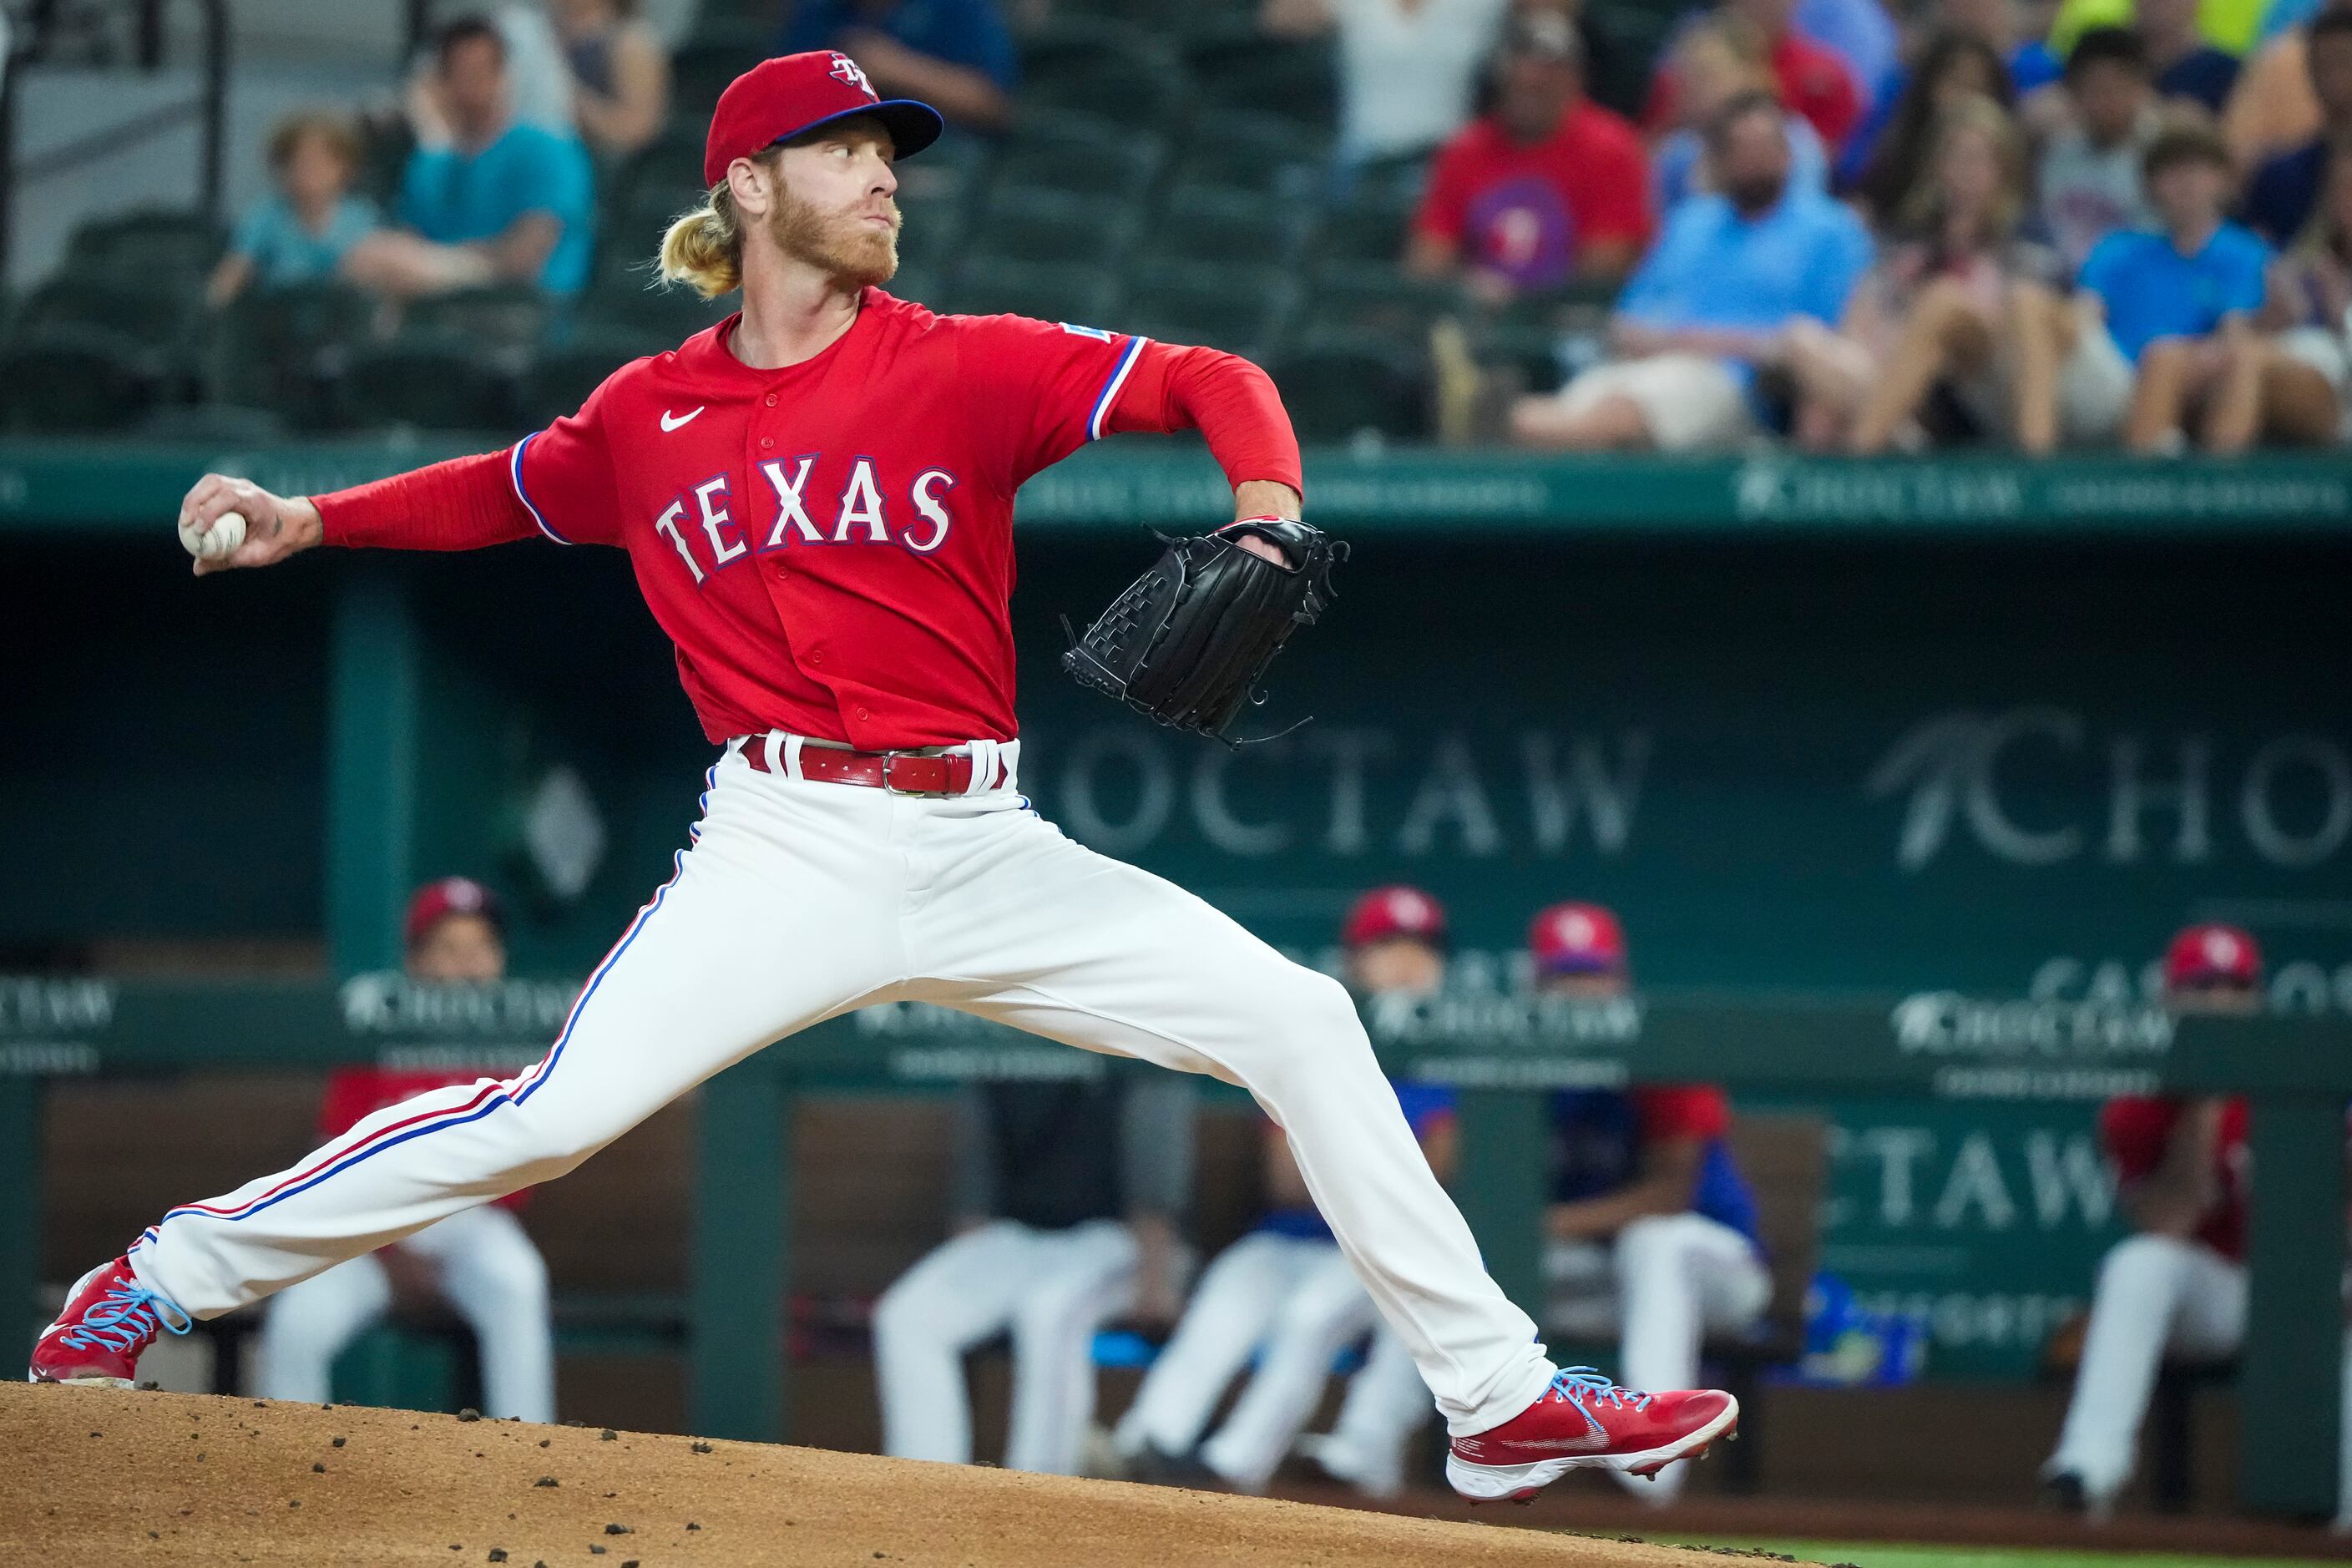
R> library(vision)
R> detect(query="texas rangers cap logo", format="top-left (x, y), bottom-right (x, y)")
top-left (828, 52), bottom-right (876, 97)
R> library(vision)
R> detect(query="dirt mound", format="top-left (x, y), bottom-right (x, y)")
top-left (0, 1382), bottom-right (1792, 1566)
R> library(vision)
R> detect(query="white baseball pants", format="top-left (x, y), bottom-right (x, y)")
top-left (1115, 1231), bottom-right (1384, 1491)
top-left (2047, 1232), bottom-right (2352, 1515)
top-left (128, 742), bottom-right (1556, 1437)
top-left (250, 1203), bottom-right (556, 1423)
top-left (873, 1219), bottom-right (1141, 1474)
top-left (1546, 1211), bottom-right (1772, 1500)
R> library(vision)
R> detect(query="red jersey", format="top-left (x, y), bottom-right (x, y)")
top-left (321, 1068), bottom-right (530, 1210)
top-left (2100, 1095), bottom-right (2250, 1262)
top-left (1413, 103), bottom-right (1653, 291)
top-left (316, 291), bottom-right (1302, 751)
top-left (1643, 31), bottom-right (1863, 154)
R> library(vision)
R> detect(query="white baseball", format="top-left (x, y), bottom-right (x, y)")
top-left (180, 509), bottom-right (246, 561)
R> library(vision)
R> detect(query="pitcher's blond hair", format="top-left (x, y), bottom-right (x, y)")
top-left (657, 149), bottom-right (780, 299)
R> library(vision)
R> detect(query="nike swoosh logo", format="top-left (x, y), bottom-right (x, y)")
top-left (660, 407), bottom-right (705, 432)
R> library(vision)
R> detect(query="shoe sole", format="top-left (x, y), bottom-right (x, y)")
top-left (1444, 1396), bottom-right (1740, 1505)
top-left (27, 1371), bottom-right (134, 1388)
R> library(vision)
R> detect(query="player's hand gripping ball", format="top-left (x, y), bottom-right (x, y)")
top-left (180, 509), bottom-right (246, 561)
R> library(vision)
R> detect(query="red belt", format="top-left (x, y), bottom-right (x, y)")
top-left (738, 736), bottom-right (974, 796)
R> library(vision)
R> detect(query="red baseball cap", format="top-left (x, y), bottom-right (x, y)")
top-left (703, 51), bottom-right (944, 188)
top-left (2163, 923), bottom-right (2262, 990)
top-left (1343, 886), bottom-right (1448, 949)
top-left (404, 877), bottom-right (504, 950)
top-left (1529, 902), bottom-right (1627, 976)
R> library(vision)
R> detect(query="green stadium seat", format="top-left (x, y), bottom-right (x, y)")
top-left (1147, 183), bottom-right (1313, 267)
top-left (1315, 185), bottom-right (1421, 265)
top-left (1182, 27), bottom-right (1338, 134)
top-left (65, 208), bottom-right (225, 289)
top-left (203, 281), bottom-right (376, 427)
top-left (671, 28), bottom-right (766, 116)
top-left (1347, 149), bottom-right (1434, 208)
top-left (1301, 262), bottom-right (1458, 343)
top-left (1171, 112), bottom-right (1323, 199)
top-left (611, 119), bottom-right (711, 211)
top-left (968, 187), bottom-right (1141, 270)
top-left (336, 331), bottom-right (513, 433)
top-left (356, 117), bottom-right (417, 209)
top-left (137, 402), bottom-right (291, 444)
top-left (895, 186), bottom-right (974, 271)
top-left (518, 325), bottom-right (675, 428)
top-left (887, 263), bottom-right (948, 309)
top-left (0, 326), bottom-right (164, 432)
top-left (1267, 330), bottom-right (1428, 443)
top-left (1585, 3), bottom-right (1677, 120)
top-left (582, 271), bottom-right (733, 336)
top-left (16, 276), bottom-right (197, 347)
top-left (1018, 21), bottom-right (1189, 129)
top-left (402, 284), bottom-right (552, 354)
top-left (1119, 259), bottom-right (1296, 359)
top-left (948, 258), bottom-right (1118, 326)
top-left (991, 110), bottom-right (1165, 202)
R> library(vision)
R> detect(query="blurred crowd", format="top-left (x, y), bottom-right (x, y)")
top-left (8, 0), bottom-right (2347, 445)
top-left (295, 866), bottom-right (2330, 1518)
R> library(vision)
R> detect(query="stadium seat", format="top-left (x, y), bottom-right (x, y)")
top-left (203, 281), bottom-right (376, 428)
top-left (1182, 27), bottom-right (1338, 134)
top-left (948, 258), bottom-right (1118, 326)
top-left (518, 325), bottom-right (675, 429)
top-left (670, 27), bottom-right (767, 116)
top-left (1017, 21), bottom-right (1188, 129)
top-left (14, 276), bottom-right (196, 347)
top-left (1315, 185), bottom-right (1422, 266)
top-left (1146, 183), bottom-right (1313, 268)
top-left (402, 284), bottom-right (552, 354)
top-left (581, 271), bottom-right (732, 337)
top-left (887, 263), bottom-right (948, 309)
top-left (1267, 330), bottom-right (1428, 443)
top-left (990, 111), bottom-right (1165, 203)
top-left (0, 325), bottom-right (164, 432)
top-left (1300, 262), bottom-right (1457, 343)
top-left (967, 187), bottom-right (1142, 271)
top-left (65, 208), bottom-right (225, 291)
top-left (137, 402), bottom-right (291, 444)
top-left (1585, 3), bottom-right (1677, 119)
top-left (1171, 111), bottom-right (1322, 200)
top-left (610, 119), bottom-right (711, 212)
top-left (894, 187), bottom-right (974, 271)
top-left (337, 331), bottom-right (513, 433)
top-left (1118, 259), bottom-right (1296, 359)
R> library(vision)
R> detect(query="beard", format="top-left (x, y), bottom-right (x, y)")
top-left (1719, 169), bottom-right (1786, 215)
top-left (768, 185), bottom-right (900, 289)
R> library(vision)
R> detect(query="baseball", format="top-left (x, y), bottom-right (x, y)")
top-left (180, 509), bottom-right (246, 561)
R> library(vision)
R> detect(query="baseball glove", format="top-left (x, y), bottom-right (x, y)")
top-left (1061, 517), bottom-right (1346, 744)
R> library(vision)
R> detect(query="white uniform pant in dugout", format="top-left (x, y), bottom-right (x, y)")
top-left (129, 740), bottom-right (1556, 1437)
top-left (2046, 1232), bottom-right (2352, 1515)
top-left (251, 1203), bottom-right (556, 1424)
top-left (873, 1219), bottom-right (1148, 1474)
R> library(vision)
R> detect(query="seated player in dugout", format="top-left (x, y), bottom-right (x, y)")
top-left (1532, 901), bottom-right (1771, 1505)
top-left (872, 1075), bottom-right (1193, 1477)
top-left (1112, 887), bottom-right (1455, 1496)
top-left (2043, 924), bottom-right (2352, 1526)
top-left (254, 879), bottom-right (556, 1424)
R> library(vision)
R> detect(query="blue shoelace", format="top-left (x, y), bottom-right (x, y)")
top-left (1545, 1366), bottom-right (1652, 1413)
top-left (58, 1282), bottom-right (193, 1353)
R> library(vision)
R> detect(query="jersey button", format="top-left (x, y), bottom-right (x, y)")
top-left (856, 707), bottom-right (870, 721)
top-left (809, 651), bottom-right (822, 665)
top-left (759, 436), bottom-right (774, 448)
top-left (764, 393), bottom-right (778, 407)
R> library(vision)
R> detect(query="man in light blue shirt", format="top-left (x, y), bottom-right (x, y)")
top-left (1512, 91), bottom-right (1873, 452)
top-left (342, 18), bottom-right (595, 301)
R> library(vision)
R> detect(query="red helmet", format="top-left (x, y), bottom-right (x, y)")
top-left (404, 877), bottom-right (503, 950)
top-left (2162, 923), bottom-right (2262, 992)
top-left (1342, 885), bottom-right (1447, 949)
top-left (1528, 902), bottom-right (1627, 977)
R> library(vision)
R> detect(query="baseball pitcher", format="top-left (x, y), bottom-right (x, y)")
top-left (32, 52), bottom-right (1735, 1500)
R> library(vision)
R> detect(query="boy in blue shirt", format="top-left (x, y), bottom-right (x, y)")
top-left (342, 18), bottom-right (595, 301)
top-left (206, 112), bottom-right (382, 308)
top-left (2074, 121), bottom-right (2335, 449)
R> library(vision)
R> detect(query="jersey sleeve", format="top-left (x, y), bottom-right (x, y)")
top-left (1636, 1085), bottom-right (1732, 1142)
top-left (2098, 1095), bottom-right (2179, 1182)
top-left (957, 313), bottom-right (1155, 490)
top-left (509, 373), bottom-right (628, 547)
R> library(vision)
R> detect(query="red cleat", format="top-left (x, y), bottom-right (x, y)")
top-left (28, 1256), bottom-right (191, 1387)
top-left (1447, 1368), bottom-right (1738, 1503)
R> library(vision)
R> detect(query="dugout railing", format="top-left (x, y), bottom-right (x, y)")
top-left (2, 983), bottom-right (2344, 1517)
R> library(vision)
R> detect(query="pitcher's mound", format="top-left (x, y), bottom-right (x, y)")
top-left (0, 1382), bottom-right (1783, 1566)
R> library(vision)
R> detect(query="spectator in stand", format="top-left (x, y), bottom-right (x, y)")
top-left (1406, 13), bottom-right (1652, 296)
top-left (2136, 0), bottom-right (2245, 109)
top-left (1260, 0), bottom-right (1512, 175)
top-left (1837, 0), bottom-right (2053, 189)
top-left (1796, 0), bottom-right (1903, 119)
top-left (252, 878), bottom-right (556, 1423)
top-left (1797, 95), bottom-right (2071, 450)
top-left (2224, 0), bottom-right (2350, 164)
top-left (2037, 927), bottom-right (2352, 1523)
top-left (2076, 122), bottom-right (2330, 449)
top-left (778, 0), bottom-right (1016, 134)
top-left (1525, 903), bottom-right (1769, 1507)
top-left (341, 18), bottom-right (595, 301)
top-left (1849, 33), bottom-right (2016, 229)
top-left (874, 1076), bottom-right (1193, 1476)
top-left (1646, 0), bottom-right (1864, 155)
top-left (1651, 17), bottom-right (1831, 212)
top-left (1110, 889), bottom-right (1456, 1496)
top-left (550, 0), bottom-right (671, 160)
top-left (2243, 9), bottom-right (2352, 242)
top-left (206, 111), bottom-right (382, 309)
top-left (1510, 91), bottom-right (1874, 451)
top-left (2258, 149), bottom-right (2352, 439)
top-left (2037, 28), bottom-right (2162, 273)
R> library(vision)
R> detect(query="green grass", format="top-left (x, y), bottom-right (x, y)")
top-left (1634, 1540), bottom-right (2339, 1568)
